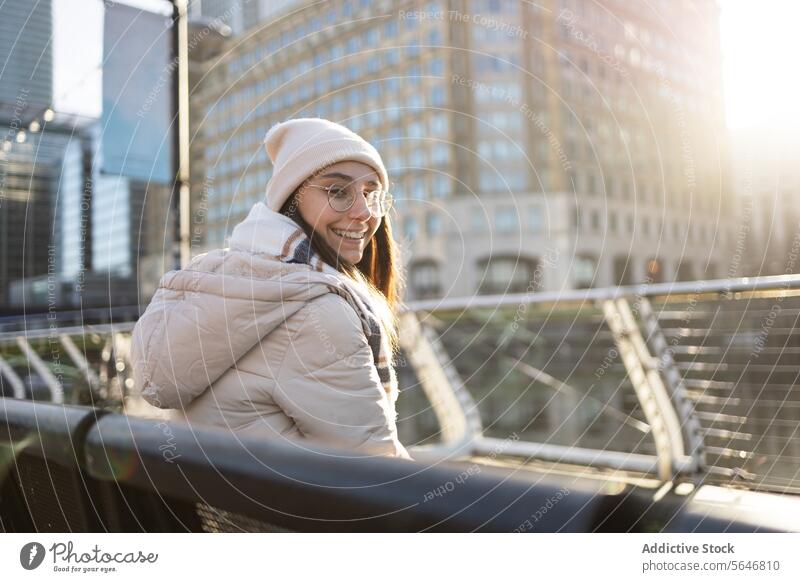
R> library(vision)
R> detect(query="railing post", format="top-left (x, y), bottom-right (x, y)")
top-left (59, 334), bottom-right (101, 395)
top-left (398, 312), bottom-right (482, 459)
top-left (15, 337), bottom-right (64, 403)
top-left (638, 298), bottom-right (706, 473)
top-left (602, 299), bottom-right (685, 481)
top-left (0, 353), bottom-right (26, 399)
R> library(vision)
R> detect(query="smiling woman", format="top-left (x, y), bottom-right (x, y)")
top-left (131, 118), bottom-right (410, 460)
top-left (281, 162), bottom-right (393, 266)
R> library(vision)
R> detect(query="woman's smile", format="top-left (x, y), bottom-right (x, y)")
top-left (331, 227), bottom-right (368, 242)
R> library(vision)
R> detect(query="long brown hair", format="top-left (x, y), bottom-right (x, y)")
top-left (279, 186), bottom-right (405, 350)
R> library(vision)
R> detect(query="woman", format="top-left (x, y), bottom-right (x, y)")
top-left (131, 118), bottom-right (411, 459)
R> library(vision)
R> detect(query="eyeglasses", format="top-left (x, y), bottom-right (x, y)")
top-left (303, 182), bottom-right (394, 217)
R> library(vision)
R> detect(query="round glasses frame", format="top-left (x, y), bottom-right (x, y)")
top-left (302, 180), bottom-right (394, 218)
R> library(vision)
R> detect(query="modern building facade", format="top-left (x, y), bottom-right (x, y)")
top-left (0, 0), bottom-right (55, 310)
top-left (189, 0), bottom-right (300, 36)
top-left (2, 1), bottom-right (176, 311)
top-left (729, 128), bottom-right (800, 278)
top-left (0, 0), bottom-right (52, 120)
top-left (0, 128), bottom-right (62, 309)
top-left (93, 2), bottom-right (175, 305)
top-left (187, 0), bottom-right (734, 301)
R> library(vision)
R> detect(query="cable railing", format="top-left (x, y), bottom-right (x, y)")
top-left (1, 275), bottom-right (800, 496)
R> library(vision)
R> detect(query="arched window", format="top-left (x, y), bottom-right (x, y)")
top-left (410, 260), bottom-right (441, 299)
top-left (476, 255), bottom-right (541, 295)
top-left (614, 255), bottom-right (634, 286)
top-left (676, 261), bottom-right (694, 282)
top-left (573, 254), bottom-right (597, 289)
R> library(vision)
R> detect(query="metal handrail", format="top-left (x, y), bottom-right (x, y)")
top-left (2, 274), bottom-right (798, 488)
top-left (0, 322), bottom-right (136, 344)
top-left (405, 274), bottom-right (800, 312)
top-left (404, 274), bottom-right (800, 484)
top-left (5, 398), bottom-right (796, 532)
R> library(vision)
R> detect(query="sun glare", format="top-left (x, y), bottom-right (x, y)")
top-left (720, 0), bottom-right (800, 130)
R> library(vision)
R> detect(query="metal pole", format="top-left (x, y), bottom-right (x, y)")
top-left (171, 0), bottom-right (191, 269)
top-left (0, 353), bottom-right (25, 399)
top-left (15, 337), bottom-right (64, 403)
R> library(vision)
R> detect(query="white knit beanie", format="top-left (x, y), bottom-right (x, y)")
top-left (263, 118), bottom-right (389, 211)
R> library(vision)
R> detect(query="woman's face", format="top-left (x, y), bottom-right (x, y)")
top-left (296, 160), bottom-right (382, 265)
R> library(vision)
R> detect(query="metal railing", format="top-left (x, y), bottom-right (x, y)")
top-left (2, 397), bottom-right (798, 532)
top-left (402, 274), bottom-right (800, 493)
top-left (2, 275), bottom-right (800, 495)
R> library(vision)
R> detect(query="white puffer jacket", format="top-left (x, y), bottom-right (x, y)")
top-left (130, 205), bottom-right (410, 459)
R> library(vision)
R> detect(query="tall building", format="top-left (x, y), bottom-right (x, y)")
top-left (53, 121), bottom-right (95, 281)
top-left (188, 0), bottom-right (296, 36)
top-left (729, 128), bottom-right (800, 278)
top-left (2, 1), bottom-right (177, 312)
top-left (0, 0), bottom-right (52, 119)
top-left (0, 0), bottom-right (55, 310)
top-left (0, 128), bottom-right (61, 309)
top-left (187, 0), bottom-right (734, 300)
top-left (4, 117), bottom-right (103, 310)
top-left (94, 2), bottom-right (175, 305)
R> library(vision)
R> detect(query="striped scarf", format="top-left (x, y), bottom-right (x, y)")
top-left (277, 224), bottom-right (399, 406)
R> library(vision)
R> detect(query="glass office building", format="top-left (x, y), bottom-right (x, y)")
top-left (188, 0), bottom-right (734, 300)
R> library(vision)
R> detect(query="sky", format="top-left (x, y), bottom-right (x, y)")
top-left (52, 0), bottom-right (800, 132)
top-left (718, 0), bottom-right (800, 131)
top-left (52, 0), bottom-right (170, 118)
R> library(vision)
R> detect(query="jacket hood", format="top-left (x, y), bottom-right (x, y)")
top-left (131, 203), bottom-right (354, 409)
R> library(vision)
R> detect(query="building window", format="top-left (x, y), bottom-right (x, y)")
top-left (411, 177), bottom-right (426, 199)
top-left (432, 174), bottom-right (450, 198)
top-left (384, 50), bottom-right (400, 67)
top-left (591, 210), bottom-right (601, 232)
top-left (471, 209), bottom-right (487, 233)
top-left (410, 260), bottom-right (441, 299)
top-left (477, 255), bottom-right (541, 295)
top-left (403, 217), bottom-right (418, 240)
top-left (367, 56), bottom-right (380, 75)
top-left (430, 113), bottom-right (447, 134)
top-left (431, 143), bottom-right (449, 165)
top-left (528, 205), bottom-right (543, 234)
top-left (431, 86), bottom-right (445, 107)
top-left (425, 212), bottom-right (442, 236)
top-left (496, 206), bottom-right (518, 233)
top-left (428, 58), bottom-right (444, 76)
top-left (573, 254), bottom-right (597, 289)
top-left (608, 213), bottom-right (617, 233)
top-left (676, 261), bottom-right (694, 281)
top-left (479, 172), bottom-right (502, 192)
top-left (614, 255), bottom-right (634, 285)
top-left (405, 43), bottom-right (421, 58)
